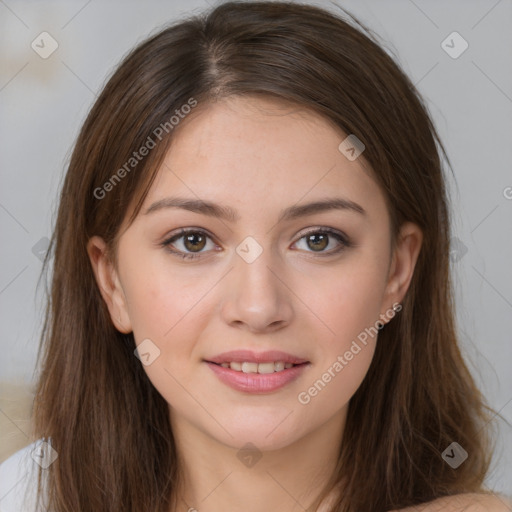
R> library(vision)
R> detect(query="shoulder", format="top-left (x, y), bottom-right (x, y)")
top-left (392, 493), bottom-right (512, 512)
top-left (0, 440), bottom-right (48, 512)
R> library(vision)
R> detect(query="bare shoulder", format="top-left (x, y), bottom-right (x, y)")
top-left (391, 493), bottom-right (512, 512)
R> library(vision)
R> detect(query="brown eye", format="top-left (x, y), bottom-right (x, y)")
top-left (183, 232), bottom-right (207, 252)
top-left (161, 229), bottom-right (216, 260)
top-left (305, 233), bottom-right (329, 252)
top-left (293, 228), bottom-right (350, 256)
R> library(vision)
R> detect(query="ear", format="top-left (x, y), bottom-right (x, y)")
top-left (87, 236), bottom-right (132, 334)
top-left (380, 221), bottom-right (423, 322)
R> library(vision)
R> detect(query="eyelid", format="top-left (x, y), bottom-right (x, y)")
top-left (295, 226), bottom-right (350, 245)
top-left (291, 227), bottom-right (351, 256)
top-left (161, 226), bottom-right (351, 259)
top-left (160, 228), bottom-right (219, 260)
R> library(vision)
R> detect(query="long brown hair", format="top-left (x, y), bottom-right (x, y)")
top-left (33, 2), bottom-right (494, 510)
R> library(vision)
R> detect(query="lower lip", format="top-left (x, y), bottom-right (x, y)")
top-left (205, 362), bottom-right (309, 393)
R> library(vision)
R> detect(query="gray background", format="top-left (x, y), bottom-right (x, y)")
top-left (1, 0), bottom-right (511, 498)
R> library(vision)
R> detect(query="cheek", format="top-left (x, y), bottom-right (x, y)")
top-left (297, 284), bottom-right (380, 415)
top-left (295, 253), bottom-right (387, 406)
top-left (121, 264), bottom-right (211, 408)
top-left (311, 253), bottom-right (388, 344)
top-left (299, 344), bottom-right (375, 417)
top-left (120, 252), bottom-right (219, 390)
top-left (121, 250), bottom-right (205, 342)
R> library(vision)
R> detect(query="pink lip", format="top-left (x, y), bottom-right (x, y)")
top-left (205, 361), bottom-right (309, 393)
top-left (206, 350), bottom-right (308, 365)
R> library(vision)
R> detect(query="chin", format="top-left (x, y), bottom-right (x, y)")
top-left (213, 411), bottom-right (305, 452)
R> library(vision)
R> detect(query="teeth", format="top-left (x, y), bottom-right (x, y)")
top-left (219, 361), bottom-right (298, 373)
top-left (256, 362), bottom-right (275, 374)
top-left (241, 362), bottom-right (258, 373)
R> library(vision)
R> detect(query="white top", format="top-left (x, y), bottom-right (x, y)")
top-left (0, 441), bottom-right (48, 512)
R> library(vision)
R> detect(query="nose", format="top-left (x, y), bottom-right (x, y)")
top-left (220, 246), bottom-right (294, 334)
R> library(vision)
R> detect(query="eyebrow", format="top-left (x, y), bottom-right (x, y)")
top-left (143, 196), bottom-right (366, 222)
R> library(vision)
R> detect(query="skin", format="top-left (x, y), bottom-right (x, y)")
top-left (392, 493), bottom-right (512, 512)
top-left (87, 95), bottom-right (505, 512)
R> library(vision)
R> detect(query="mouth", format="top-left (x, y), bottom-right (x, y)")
top-left (206, 361), bottom-right (308, 374)
top-left (204, 350), bottom-right (310, 393)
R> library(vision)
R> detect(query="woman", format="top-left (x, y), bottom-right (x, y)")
top-left (0, 1), bottom-right (509, 511)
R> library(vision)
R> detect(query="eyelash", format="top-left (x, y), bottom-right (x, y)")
top-left (160, 227), bottom-right (351, 260)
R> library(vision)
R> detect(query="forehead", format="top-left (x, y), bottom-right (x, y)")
top-left (139, 95), bottom-right (388, 226)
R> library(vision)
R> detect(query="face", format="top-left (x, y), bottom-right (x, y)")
top-left (88, 95), bottom-right (422, 452)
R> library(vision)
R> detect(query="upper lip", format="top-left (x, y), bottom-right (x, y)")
top-left (206, 350), bottom-right (309, 365)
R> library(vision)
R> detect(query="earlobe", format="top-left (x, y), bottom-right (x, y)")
top-left (382, 222), bottom-right (423, 316)
top-left (86, 236), bottom-right (132, 334)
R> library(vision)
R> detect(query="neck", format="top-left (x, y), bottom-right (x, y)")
top-left (169, 407), bottom-right (346, 512)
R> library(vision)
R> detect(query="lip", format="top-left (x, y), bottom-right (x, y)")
top-left (205, 361), bottom-right (310, 394)
top-left (206, 350), bottom-right (309, 365)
